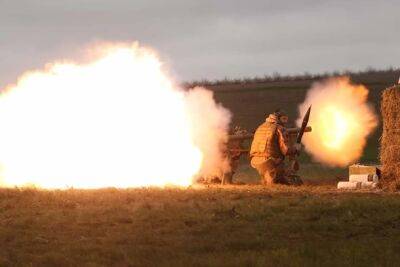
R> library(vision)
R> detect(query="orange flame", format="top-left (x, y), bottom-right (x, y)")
top-left (297, 77), bottom-right (378, 167)
top-left (0, 43), bottom-right (229, 188)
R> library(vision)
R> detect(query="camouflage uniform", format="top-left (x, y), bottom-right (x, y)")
top-left (220, 126), bottom-right (249, 185)
top-left (222, 138), bottom-right (243, 184)
top-left (250, 113), bottom-right (295, 185)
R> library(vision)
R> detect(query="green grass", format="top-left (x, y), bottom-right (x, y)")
top-left (1, 186), bottom-right (399, 266)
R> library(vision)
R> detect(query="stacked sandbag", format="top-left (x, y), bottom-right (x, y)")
top-left (337, 164), bottom-right (380, 190)
top-left (337, 174), bottom-right (379, 190)
top-left (380, 85), bottom-right (400, 190)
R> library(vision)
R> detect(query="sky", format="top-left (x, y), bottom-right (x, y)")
top-left (1, 0), bottom-right (399, 88)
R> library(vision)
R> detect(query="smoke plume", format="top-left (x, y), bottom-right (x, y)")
top-left (297, 77), bottom-right (378, 167)
top-left (184, 87), bottom-right (231, 178)
top-left (0, 42), bottom-right (231, 188)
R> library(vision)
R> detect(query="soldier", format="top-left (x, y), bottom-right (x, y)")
top-left (249, 110), bottom-right (300, 186)
top-left (222, 126), bottom-right (248, 185)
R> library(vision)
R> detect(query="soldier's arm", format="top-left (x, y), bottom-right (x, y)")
top-left (277, 127), bottom-right (295, 156)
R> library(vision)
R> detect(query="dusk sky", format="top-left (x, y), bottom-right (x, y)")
top-left (1, 0), bottom-right (399, 88)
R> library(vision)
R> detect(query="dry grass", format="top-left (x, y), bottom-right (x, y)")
top-left (1, 186), bottom-right (400, 266)
top-left (380, 85), bottom-right (400, 189)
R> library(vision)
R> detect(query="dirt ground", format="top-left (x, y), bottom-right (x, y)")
top-left (1, 184), bottom-right (399, 267)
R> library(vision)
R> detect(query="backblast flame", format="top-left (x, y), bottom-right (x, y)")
top-left (0, 43), bottom-right (230, 188)
top-left (297, 77), bottom-right (378, 167)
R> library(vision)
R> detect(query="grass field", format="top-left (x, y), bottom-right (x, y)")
top-left (1, 186), bottom-right (400, 266)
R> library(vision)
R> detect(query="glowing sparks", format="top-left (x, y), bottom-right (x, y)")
top-left (0, 43), bottom-right (229, 189)
top-left (297, 77), bottom-right (378, 167)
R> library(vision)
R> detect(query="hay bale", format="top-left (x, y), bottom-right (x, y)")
top-left (380, 85), bottom-right (400, 189)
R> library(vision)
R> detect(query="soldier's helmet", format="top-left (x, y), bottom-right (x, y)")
top-left (231, 125), bottom-right (247, 135)
top-left (273, 109), bottom-right (288, 125)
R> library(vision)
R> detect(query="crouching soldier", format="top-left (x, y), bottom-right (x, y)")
top-left (222, 126), bottom-right (248, 185)
top-left (249, 110), bottom-right (301, 186)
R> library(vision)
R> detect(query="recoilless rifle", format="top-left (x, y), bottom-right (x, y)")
top-left (227, 126), bottom-right (312, 155)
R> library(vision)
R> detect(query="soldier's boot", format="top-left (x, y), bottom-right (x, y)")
top-left (286, 174), bottom-right (303, 186)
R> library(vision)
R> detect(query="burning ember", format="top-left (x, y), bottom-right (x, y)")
top-left (297, 77), bottom-right (378, 167)
top-left (0, 43), bottom-right (230, 188)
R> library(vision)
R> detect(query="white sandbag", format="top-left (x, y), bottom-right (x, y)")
top-left (361, 181), bottom-right (378, 189)
top-left (337, 181), bottom-right (361, 190)
top-left (349, 174), bottom-right (379, 183)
